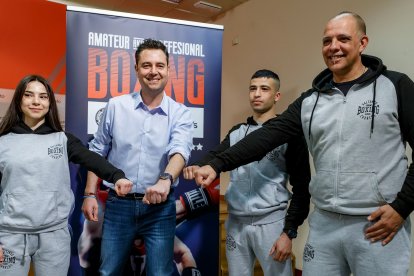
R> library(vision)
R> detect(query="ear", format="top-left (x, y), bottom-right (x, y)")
top-left (359, 35), bottom-right (369, 54)
top-left (274, 91), bottom-right (281, 102)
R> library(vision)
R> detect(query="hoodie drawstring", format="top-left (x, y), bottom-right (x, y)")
top-left (309, 79), bottom-right (376, 140)
top-left (370, 79), bottom-right (377, 138)
top-left (244, 124), bottom-right (251, 138)
top-left (21, 234), bottom-right (28, 265)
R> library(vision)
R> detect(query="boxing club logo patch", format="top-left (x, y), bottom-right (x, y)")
top-left (48, 144), bottom-right (64, 159)
top-left (226, 234), bottom-right (236, 251)
top-left (0, 248), bottom-right (16, 269)
top-left (303, 243), bottom-right (315, 262)
top-left (357, 100), bottom-right (379, 120)
top-left (266, 147), bottom-right (281, 162)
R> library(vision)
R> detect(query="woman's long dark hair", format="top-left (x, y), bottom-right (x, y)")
top-left (0, 75), bottom-right (63, 135)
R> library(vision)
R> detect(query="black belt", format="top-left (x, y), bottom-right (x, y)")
top-left (109, 189), bottom-right (145, 200)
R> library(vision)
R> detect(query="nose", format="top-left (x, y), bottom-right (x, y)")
top-left (149, 65), bottom-right (158, 74)
top-left (32, 95), bottom-right (40, 104)
top-left (329, 38), bottom-right (339, 51)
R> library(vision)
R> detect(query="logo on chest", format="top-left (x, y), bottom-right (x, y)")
top-left (48, 144), bottom-right (64, 159)
top-left (356, 100), bottom-right (379, 120)
top-left (266, 147), bottom-right (282, 161)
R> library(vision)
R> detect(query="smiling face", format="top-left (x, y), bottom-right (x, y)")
top-left (322, 14), bottom-right (368, 82)
top-left (135, 49), bottom-right (169, 96)
top-left (249, 77), bottom-right (280, 115)
top-left (20, 81), bottom-right (50, 128)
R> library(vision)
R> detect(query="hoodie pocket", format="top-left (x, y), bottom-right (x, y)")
top-left (337, 172), bottom-right (386, 208)
top-left (3, 191), bottom-right (58, 228)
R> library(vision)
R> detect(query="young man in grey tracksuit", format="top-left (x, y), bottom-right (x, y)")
top-left (194, 12), bottom-right (414, 276)
top-left (184, 69), bottom-right (311, 276)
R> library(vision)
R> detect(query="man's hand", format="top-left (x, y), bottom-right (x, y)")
top-left (365, 204), bottom-right (404, 246)
top-left (269, 233), bottom-right (292, 262)
top-left (194, 165), bottom-right (217, 188)
top-left (82, 197), bottom-right (99, 222)
top-left (183, 165), bottom-right (200, 180)
top-left (143, 179), bottom-right (171, 204)
top-left (114, 178), bottom-right (133, 196)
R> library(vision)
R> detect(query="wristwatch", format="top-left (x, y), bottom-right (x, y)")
top-left (283, 229), bottom-right (297, 240)
top-left (159, 172), bottom-right (173, 185)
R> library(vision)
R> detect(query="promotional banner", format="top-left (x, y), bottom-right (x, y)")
top-left (66, 7), bottom-right (223, 276)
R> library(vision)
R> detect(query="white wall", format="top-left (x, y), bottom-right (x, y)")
top-left (212, 0), bottom-right (414, 272)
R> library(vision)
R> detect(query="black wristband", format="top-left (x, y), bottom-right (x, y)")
top-left (182, 267), bottom-right (201, 276)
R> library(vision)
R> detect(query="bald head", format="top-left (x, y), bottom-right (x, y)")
top-left (322, 11), bottom-right (369, 82)
top-left (331, 11), bottom-right (366, 37)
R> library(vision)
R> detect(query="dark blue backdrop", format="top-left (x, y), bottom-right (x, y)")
top-left (66, 7), bottom-right (223, 276)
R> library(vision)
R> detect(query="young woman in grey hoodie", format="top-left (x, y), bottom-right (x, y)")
top-left (0, 75), bottom-right (132, 276)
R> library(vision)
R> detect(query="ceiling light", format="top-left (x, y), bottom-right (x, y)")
top-left (194, 1), bottom-right (222, 12)
top-left (162, 0), bottom-right (182, 4)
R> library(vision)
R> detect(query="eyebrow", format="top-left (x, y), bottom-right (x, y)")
top-left (24, 90), bottom-right (48, 94)
top-left (322, 34), bottom-right (352, 40)
top-left (249, 85), bottom-right (272, 89)
top-left (141, 61), bottom-right (166, 65)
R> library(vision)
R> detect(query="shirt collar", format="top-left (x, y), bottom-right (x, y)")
top-left (133, 91), bottom-right (168, 115)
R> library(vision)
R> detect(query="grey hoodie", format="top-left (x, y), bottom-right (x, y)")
top-left (208, 55), bottom-right (414, 218)
top-left (195, 116), bottom-right (310, 230)
top-left (0, 122), bottom-right (125, 233)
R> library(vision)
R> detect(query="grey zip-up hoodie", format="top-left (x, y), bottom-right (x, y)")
top-left (207, 55), bottom-right (414, 218)
top-left (195, 116), bottom-right (310, 230)
top-left (227, 118), bottom-right (290, 224)
top-left (0, 122), bottom-right (126, 233)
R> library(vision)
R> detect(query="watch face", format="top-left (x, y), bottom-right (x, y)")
top-left (288, 230), bottom-right (297, 239)
top-left (159, 173), bottom-right (173, 182)
top-left (284, 229), bottom-right (297, 239)
top-left (160, 173), bottom-right (170, 178)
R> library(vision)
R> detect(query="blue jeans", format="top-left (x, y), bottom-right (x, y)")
top-left (100, 190), bottom-right (176, 276)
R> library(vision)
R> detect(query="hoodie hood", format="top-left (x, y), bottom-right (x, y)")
top-left (246, 116), bottom-right (258, 126)
top-left (307, 55), bottom-right (387, 140)
top-left (246, 115), bottom-right (278, 126)
top-left (312, 54), bottom-right (386, 92)
top-left (10, 121), bottom-right (55, 135)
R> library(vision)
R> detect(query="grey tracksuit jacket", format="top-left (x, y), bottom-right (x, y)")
top-left (195, 116), bottom-right (311, 231)
top-left (208, 55), bottom-right (414, 219)
top-left (0, 122), bottom-right (125, 233)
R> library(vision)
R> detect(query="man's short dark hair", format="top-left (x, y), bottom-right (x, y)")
top-left (251, 69), bottom-right (280, 90)
top-left (135, 38), bottom-right (169, 65)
